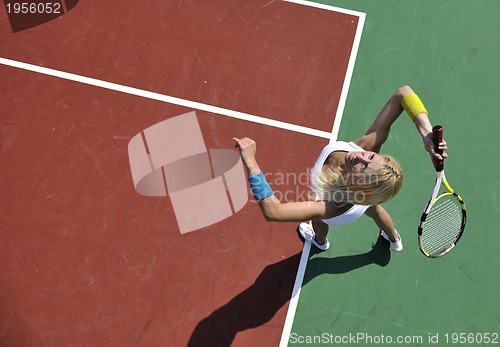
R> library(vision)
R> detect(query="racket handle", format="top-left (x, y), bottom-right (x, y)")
top-left (432, 125), bottom-right (444, 171)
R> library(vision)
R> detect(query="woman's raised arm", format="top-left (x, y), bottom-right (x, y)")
top-left (233, 137), bottom-right (340, 222)
top-left (354, 85), bottom-right (448, 164)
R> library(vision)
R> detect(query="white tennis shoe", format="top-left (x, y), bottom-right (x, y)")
top-left (380, 230), bottom-right (403, 252)
top-left (298, 222), bottom-right (330, 251)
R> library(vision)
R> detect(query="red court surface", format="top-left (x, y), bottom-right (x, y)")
top-left (0, 1), bottom-right (359, 346)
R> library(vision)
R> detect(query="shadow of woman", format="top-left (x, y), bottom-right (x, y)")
top-left (187, 235), bottom-right (390, 347)
top-left (303, 234), bottom-right (391, 284)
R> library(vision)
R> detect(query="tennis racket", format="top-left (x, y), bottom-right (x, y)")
top-left (417, 125), bottom-right (467, 258)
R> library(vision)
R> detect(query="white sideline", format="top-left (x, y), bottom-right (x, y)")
top-left (278, 1), bottom-right (366, 346)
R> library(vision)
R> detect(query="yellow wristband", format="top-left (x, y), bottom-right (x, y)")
top-left (401, 93), bottom-right (428, 121)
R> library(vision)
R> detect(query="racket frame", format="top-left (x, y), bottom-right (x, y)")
top-left (417, 125), bottom-right (467, 258)
top-left (418, 171), bottom-right (467, 257)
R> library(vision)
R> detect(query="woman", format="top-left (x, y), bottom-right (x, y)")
top-left (233, 86), bottom-right (447, 252)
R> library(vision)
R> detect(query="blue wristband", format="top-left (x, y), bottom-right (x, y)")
top-left (248, 172), bottom-right (274, 201)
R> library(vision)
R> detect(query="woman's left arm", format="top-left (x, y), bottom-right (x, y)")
top-left (354, 85), bottom-right (448, 164)
top-left (354, 86), bottom-right (411, 152)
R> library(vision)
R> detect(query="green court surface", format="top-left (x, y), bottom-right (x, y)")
top-left (288, 1), bottom-right (500, 346)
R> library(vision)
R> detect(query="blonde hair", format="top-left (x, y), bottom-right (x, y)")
top-left (310, 154), bottom-right (403, 206)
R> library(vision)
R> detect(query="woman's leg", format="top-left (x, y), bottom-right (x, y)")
top-left (311, 219), bottom-right (329, 244)
top-left (365, 205), bottom-right (399, 242)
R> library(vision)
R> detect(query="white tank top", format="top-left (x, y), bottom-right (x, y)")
top-left (313, 141), bottom-right (365, 173)
top-left (312, 141), bottom-right (370, 226)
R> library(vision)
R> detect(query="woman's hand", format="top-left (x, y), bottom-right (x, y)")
top-left (233, 137), bottom-right (261, 175)
top-left (423, 133), bottom-right (448, 166)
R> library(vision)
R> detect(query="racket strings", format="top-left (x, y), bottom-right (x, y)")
top-left (421, 196), bottom-right (463, 255)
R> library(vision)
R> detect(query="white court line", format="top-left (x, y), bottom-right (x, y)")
top-left (284, 0), bottom-right (366, 142)
top-left (330, 9), bottom-right (366, 142)
top-left (284, 0), bottom-right (365, 17)
top-left (278, 2), bottom-right (366, 346)
top-left (0, 57), bottom-right (332, 139)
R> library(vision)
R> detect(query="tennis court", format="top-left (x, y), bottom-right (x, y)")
top-left (1, 1), bottom-right (499, 346)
